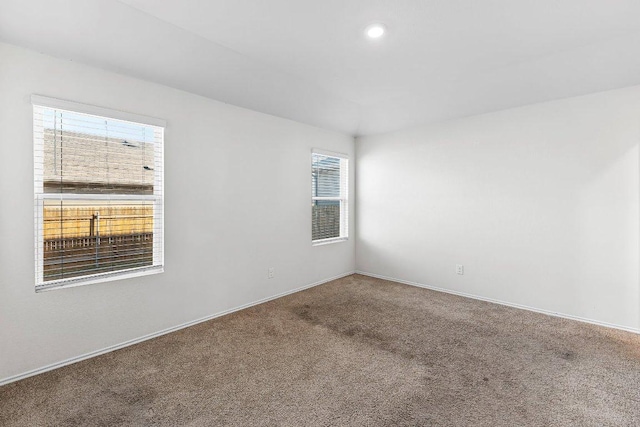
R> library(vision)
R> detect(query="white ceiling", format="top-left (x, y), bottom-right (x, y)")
top-left (2, 0), bottom-right (640, 136)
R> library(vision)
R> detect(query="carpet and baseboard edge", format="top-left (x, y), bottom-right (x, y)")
top-left (355, 270), bottom-right (640, 335)
top-left (0, 271), bottom-right (355, 387)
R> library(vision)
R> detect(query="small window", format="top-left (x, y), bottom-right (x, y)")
top-left (33, 96), bottom-right (164, 291)
top-left (311, 150), bottom-right (348, 244)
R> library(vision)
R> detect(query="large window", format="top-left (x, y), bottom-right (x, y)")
top-left (33, 96), bottom-right (164, 291)
top-left (311, 150), bottom-right (348, 244)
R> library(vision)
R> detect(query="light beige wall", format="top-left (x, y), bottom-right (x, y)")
top-left (357, 85), bottom-right (640, 332)
top-left (0, 42), bottom-right (355, 383)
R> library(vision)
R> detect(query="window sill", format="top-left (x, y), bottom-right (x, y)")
top-left (312, 237), bottom-right (348, 246)
top-left (35, 265), bottom-right (164, 293)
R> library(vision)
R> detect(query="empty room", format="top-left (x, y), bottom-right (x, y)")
top-left (1, 0), bottom-right (639, 425)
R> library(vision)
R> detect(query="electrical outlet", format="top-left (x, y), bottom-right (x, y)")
top-left (268, 267), bottom-right (275, 279)
top-left (456, 264), bottom-right (464, 275)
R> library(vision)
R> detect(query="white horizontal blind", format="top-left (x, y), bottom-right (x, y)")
top-left (33, 99), bottom-right (164, 290)
top-left (311, 150), bottom-right (348, 243)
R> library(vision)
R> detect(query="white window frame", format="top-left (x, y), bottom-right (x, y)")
top-left (311, 148), bottom-right (349, 245)
top-left (32, 95), bottom-right (165, 292)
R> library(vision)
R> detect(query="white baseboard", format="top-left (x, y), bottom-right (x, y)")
top-left (356, 270), bottom-right (640, 335)
top-left (0, 271), bottom-right (355, 387)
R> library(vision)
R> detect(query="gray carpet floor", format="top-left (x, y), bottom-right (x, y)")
top-left (1, 274), bottom-right (639, 426)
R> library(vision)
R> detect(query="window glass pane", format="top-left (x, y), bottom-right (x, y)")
top-left (312, 154), bottom-right (341, 198)
top-left (312, 200), bottom-right (341, 241)
top-left (42, 199), bottom-right (154, 282)
top-left (42, 110), bottom-right (156, 195)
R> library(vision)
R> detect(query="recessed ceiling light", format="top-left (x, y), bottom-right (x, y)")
top-left (365, 24), bottom-right (386, 39)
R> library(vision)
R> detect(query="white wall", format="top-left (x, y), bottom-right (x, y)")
top-left (0, 42), bottom-right (355, 382)
top-left (356, 86), bottom-right (640, 331)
